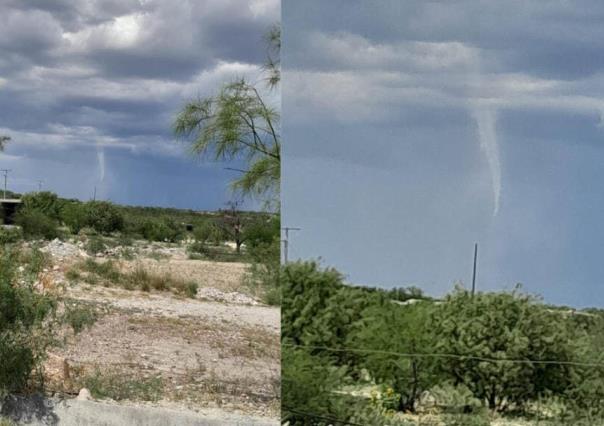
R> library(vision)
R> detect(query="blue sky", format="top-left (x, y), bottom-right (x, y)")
top-left (0, 0), bottom-right (278, 210)
top-left (282, 0), bottom-right (604, 308)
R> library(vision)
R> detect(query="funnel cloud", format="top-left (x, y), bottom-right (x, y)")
top-left (472, 108), bottom-right (501, 216)
top-left (97, 147), bottom-right (106, 183)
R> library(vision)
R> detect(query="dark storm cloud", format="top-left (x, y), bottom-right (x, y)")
top-left (0, 0), bottom-right (278, 211)
top-left (0, 0), bottom-right (278, 148)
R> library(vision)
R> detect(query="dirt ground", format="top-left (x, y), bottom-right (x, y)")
top-left (38, 238), bottom-right (280, 419)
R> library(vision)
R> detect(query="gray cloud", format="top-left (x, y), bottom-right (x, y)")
top-left (0, 0), bottom-right (278, 156)
top-left (282, 0), bottom-right (604, 307)
top-left (0, 0), bottom-right (278, 212)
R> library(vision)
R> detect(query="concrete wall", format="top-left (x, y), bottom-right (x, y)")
top-left (1, 395), bottom-right (278, 426)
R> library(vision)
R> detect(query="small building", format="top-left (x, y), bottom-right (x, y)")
top-left (0, 199), bottom-right (22, 225)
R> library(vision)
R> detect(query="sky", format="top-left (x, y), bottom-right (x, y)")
top-left (282, 0), bottom-right (604, 308)
top-left (0, 0), bottom-right (279, 210)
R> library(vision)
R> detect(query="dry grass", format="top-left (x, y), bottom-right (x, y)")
top-left (68, 259), bottom-right (198, 298)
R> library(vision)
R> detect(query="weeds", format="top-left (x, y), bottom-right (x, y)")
top-left (75, 259), bottom-right (200, 298)
top-left (85, 236), bottom-right (107, 255)
top-left (80, 369), bottom-right (164, 402)
top-left (63, 301), bottom-right (98, 334)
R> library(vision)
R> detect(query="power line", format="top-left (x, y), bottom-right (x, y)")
top-left (284, 343), bottom-right (604, 368)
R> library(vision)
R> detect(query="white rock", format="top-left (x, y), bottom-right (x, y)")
top-left (77, 388), bottom-right (92, 401)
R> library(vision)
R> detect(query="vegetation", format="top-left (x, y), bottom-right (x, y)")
top-left (79, 370), bottom-right (164, 402)
top-left (282, 261), bottom-right (604, 425)
top-left (0, 247), bottom-right (56, 397)
top-left (72, 259), bottom-right (199, 298)
top-left (173, 26), bottom-right (280, 206)
top-left (63, 300), bottom-right (99, 334)
top-left (15, 209), bottom-right (60, 240)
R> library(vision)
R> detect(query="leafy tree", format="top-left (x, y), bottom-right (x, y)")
top-left (432, 287), bottom-right (574, 411)
top-left (350, 302), bottom-right (439, 411)
top-left (282, 346), bottom-right (352, 426)
top-left (281, 261), bottom-right (345, 345)
top-left (138, 217), bottom-right (183, 242)
top-left (61, 202), bottom-right (87, 234)
top-left (21, 191), bottom-right (62, 220)
top-left (563, 313), bottom-right (604, 418)
top-left (244, 215), bottom-right (279, 250)
top-left (192, 221), bottom-right (225, 246)
top-left (82, 201), bottom-right (124, 235)
top-left (173, 26), bottom-right (280, 205)
top-left (15, 210), bottom-right (60, 240)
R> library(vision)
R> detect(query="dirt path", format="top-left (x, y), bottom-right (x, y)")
top-left (67, 284), bottom-right (280, 331)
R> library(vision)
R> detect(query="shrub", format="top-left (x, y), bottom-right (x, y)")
top-left (193, 221), bottom-right (225, 245)
top-left (15, 209), bottom-right (60, 240)
top-left (85, 236), bottom-right (107, 255)
top-left (20, 192), bottom-right (62, 220)
top-left (245, 238), bottom-right (280, 305)
top-left (184, 281), bottom-right (198, 298)
top-left (63, 302), bottom-right (98, 334)
top-left (432, 287), bottom-right (575, 411)
top-left (282, 346), bottom-right (352, 425)
top-left (138, 218), bottom-right (183, 242)
top-left (0, 227), bottom-right (22, 245)
top-left (350, 301), bottom-right (438, 411)
top-left (82, 201), bottom-right (124, 235)
top-left (61, 202), bottom-right (87, 234)
top-left (0, 248), bottom-right (56, 395)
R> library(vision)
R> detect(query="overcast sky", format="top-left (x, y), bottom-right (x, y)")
top-left (0, 0), bottom-right (278, 210)
top-left (282, 0), bottom-right (604, 308)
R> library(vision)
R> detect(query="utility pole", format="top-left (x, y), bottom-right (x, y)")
top-left (93, 186), bottom-right (97, 201)
top-left (281, 226), bottom-right (301, 263)
top-left (37, 180), bottom-right (43, 192)
top-left (0, 169), bottom-right (11, 200)
top-left (471, 243), bottom-right (478, 297)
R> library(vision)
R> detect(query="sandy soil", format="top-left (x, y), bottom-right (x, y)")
top-left (39, 238), bottom-right (280, 419)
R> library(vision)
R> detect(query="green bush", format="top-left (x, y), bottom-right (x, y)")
top-left (0, 227), bottom-right (22, 245)
top-left (350, 301), bottom-right (438, 411)
top-left (136, 218), bottom-right (183, 242)
top-left (61, 202), bottom-right (87, 234)
top-left (63, 302), bottom-right (98, 334)
top-left (282, 346), bottom-right (352, 425)
top-left (0, 248), bottom-right (56, 395)
top-left (245, 238), bottom-right (280, 305)
top-left (15, 209), bottom-right (60, 240)
top-left (243, 216), bottom-right (279, 250)
top-left (82, 201), bottom-right (124, 235)
top-left (184, 281), bottom-right (198, 298)
top-left (193, 221), bottom-right (225, 245)
top-left (432, 287), bottom-right (575, 411)
top-left (85, 236), bottom-right (107, 255)
top-left (20, 191), bottom-right (62, 220)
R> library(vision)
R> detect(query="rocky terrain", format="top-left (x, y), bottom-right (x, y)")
top-left (35, 237), bottom-right (280, 420)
